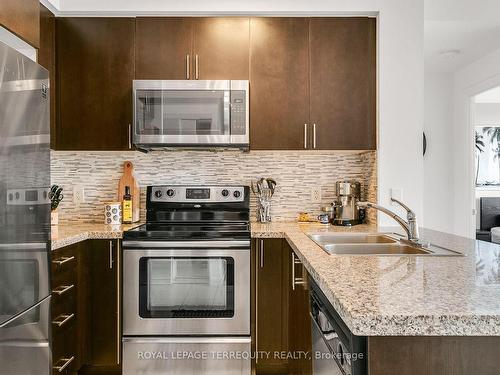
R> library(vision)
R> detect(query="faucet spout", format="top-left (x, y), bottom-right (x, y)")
top-left (356, 201), bottom-right (419, 242)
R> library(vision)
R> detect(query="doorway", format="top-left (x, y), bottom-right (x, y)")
top-left (473, 86), bottom-right (500, 242)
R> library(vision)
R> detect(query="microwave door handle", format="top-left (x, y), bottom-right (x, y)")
top-left (225, 91), bottom-right (231, 137)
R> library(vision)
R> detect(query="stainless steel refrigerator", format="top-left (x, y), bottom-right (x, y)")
top-left (0, 41), bottom-right (51, 374)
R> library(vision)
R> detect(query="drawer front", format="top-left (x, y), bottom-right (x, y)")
top-left (51, 290), bottom-right (76, 320)
top-left (51, 245), bottom-right (78, 287)
top-left (52, 322), bottom-right (78, 375)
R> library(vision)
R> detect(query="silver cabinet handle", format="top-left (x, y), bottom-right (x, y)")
top-left (116, 240), bottom-right (121, 365)
top-left (304, 123), bottom-right (308, 149)
top-left (291, 252), bottom-right (305, 290)
top-left (255, 239), bottom-right (259, 363)
top-left (259, 239), bottom-right (264, 268)
top-left (313, 123), bottom-right (317, 149)
top-left (186, 54), bottom-right (190, 79)
top-left (128, 123), bottom-right (132, 149)
top-left (195, 54), bottom-right (199, 80)
top-left (52, 313), bottom-right (75, 327)
top-left (53, 356), bottom-right (75, 373)
top-left (109, 241), bottom-right (114, 269)
top-left (52, 256), bottom-right (75, 266)
top-left (52, 284), bottom-right (74, 296)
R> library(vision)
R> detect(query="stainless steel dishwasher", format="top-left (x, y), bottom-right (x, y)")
top-left (310, 278), bottom-right (367, 375)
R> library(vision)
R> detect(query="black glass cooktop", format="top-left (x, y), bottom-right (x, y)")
top-left (124, 223), bottom-right (250, 241)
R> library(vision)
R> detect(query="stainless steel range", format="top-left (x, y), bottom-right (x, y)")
top-left (122, 185), bottom-right (251, 375)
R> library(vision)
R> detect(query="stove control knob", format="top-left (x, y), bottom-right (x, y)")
top-left (233, 190), bottom-right (241, 198)
top-left (221, 189), bottom-right (229, 197)
top-left (166, 189), bottom-right (175, 197)
top-left (154, 190), bottom-right (163, 198)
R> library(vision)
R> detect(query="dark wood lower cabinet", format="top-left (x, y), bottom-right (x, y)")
top-left (254, 238), bottom-right (290, 374)
top-left (51, 243), bottom-right (82, 375)
top-left (286, 242), bottom-right (312, 375)
top-left (51, 240), bottom-right (121, 375)
top-left (253, 239), bottom-right (312, 375)
top-left (368, 336), bottom-right (500, 375)
top-left (85, 240), bottom-right (121, 369)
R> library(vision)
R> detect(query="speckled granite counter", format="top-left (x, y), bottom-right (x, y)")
top-left (51, 222), bottom-right (143, 250)
top-left (252, 222), bottom-right (500, 336)
top-left (52, 221), bottom-right (500, 336)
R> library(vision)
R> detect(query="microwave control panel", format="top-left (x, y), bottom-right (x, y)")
top-left (230, 91), bottom-right (247, 135)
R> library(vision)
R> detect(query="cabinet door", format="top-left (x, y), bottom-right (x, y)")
top-left (38, 4), bottom-right (56, 149)
top-left (249, 18), bottom-right (310, 150)
top-left (255, 239), bottom-right (289, 374)
top-left (135, 17), bottom-right (193, 80)
top-left (87, 240), bottom-right (120, 367)
top-left (0, 0), bottom-right (39, 47)
top-left (193, 18), bottom-right (249, 80)
top-left (310, 17), bottom-right (376, 150)
top-left (56, 18), bottom-right (135, 150)
top-left (287, 243), bottom-right (312, 375)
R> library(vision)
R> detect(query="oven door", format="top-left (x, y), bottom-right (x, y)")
top-left (0, 242), bottom-right (50, 326)
top-left (123, 243), bottom-right (250, 336)
top-left (133, 80), bottom-right (232, 146)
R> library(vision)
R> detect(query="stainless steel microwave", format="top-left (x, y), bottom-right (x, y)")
top-left (133, 80), bottom-right (249, 150)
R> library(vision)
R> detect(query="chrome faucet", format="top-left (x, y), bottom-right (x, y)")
top-left (357, 198), bottom-right (420, 243)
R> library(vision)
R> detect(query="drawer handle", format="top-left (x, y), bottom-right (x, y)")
top-left (291, 252), bottom-right (305, 290)
top-left (52, 313), bottom-right (75, 327)
top-left (52, 256), bottom-right (75, 266)
top-left (53, 356), bottom-right (75, 373)
top-left (52, 284), bottom-right (74, 296)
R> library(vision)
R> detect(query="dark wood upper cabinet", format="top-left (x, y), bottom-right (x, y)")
top-left (193, 18), bottom-right (250, 80)
top-left (38, 4), bottom-right (56, 149)
top-left (309, 17), bottom-right (376, 150)
top-left (0, 0), bottom-right (39, 47)
top-left (56, 17), bottom-right (135, 150)
top-left (135, 17), bottom-right (193, 79)
top-left (249, 18), bottom-right (310, 150)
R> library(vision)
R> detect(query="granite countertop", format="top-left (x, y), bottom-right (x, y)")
top-left (51, 222), bottom-right (143, 250)
top-left (52, 221), bottom-right (500, 336)
top-left (253, 222), bottom-right (500, 336)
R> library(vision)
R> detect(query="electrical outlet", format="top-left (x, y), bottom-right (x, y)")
top-left (311, 187), bottom-right (322, 203)
top-left (73, 185), bottom-right (85, 205)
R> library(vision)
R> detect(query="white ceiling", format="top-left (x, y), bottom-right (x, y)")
top-left (425, 0), bottom-right (500, 73)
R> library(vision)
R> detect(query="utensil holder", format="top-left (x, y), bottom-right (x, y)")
top-left (258, 196), bottom-right (272, 222)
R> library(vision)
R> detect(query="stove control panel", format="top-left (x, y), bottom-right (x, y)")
top-left (150, 186), bottom-right (246, 203)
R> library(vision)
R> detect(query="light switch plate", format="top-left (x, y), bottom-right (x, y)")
top-left (390, 188), bottom-right (402, 204)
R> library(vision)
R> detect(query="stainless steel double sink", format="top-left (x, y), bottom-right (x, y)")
top-left (307, 233), bottom-right (464, 256)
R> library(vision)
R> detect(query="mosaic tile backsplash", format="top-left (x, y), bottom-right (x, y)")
top-left (50, 150), bottom-right (377, 224)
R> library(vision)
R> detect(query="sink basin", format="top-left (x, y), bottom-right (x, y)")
top-left (306, 233), bottom-right (464, 256)
top-left (308, 233), bottom-right (397, 245)
top-left (323, 243), bottom-right (430, 255)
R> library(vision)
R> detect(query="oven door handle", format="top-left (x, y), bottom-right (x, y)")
top-left (122, 337), bottom-right (251, 344)
top-left (122, 240), bottom-right (250, 248)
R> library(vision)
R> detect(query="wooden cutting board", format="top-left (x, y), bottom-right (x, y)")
top-left (118, 161), bottom-right (140, 223)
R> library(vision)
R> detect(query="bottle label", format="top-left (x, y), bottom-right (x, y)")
top-left (123, 200), bottom-right (132, 223)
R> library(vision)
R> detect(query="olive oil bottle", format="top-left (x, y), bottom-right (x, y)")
top-left (122, 186), bottom-right (133, 224)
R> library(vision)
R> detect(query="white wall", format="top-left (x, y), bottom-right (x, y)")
top-left (423, 72), bottom-right (454, 233)
top-left (48, 0), bottom-right (425, 227)
top-left (476, 103), bottom-right (500, 125)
